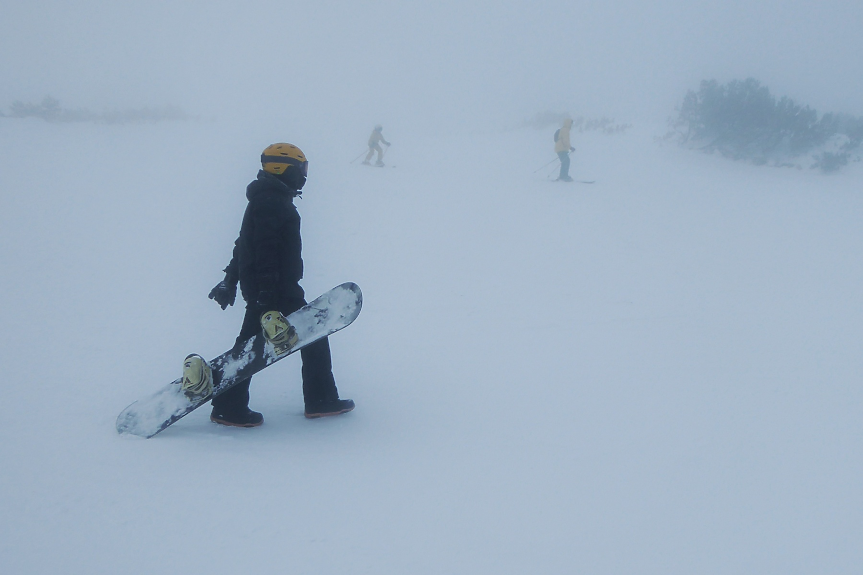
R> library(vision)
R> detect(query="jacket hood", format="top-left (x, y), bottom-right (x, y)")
top-left (246, 170), bottom-right (299, 201)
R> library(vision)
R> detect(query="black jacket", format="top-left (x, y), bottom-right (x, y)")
top-left (225, 171), bottom-right (305, 304)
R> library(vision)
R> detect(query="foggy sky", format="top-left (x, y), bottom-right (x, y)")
top-left (2, 0), bottom-right (861, 130)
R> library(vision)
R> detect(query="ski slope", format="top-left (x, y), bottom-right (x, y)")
top-left (1, 117), bottom-right (862, 574)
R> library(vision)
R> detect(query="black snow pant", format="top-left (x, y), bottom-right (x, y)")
top-left (211, 297), bottom-right (339, 414)
top-left (557, 151), bottom-right (571, 180)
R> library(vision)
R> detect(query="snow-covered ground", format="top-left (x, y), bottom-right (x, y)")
top-left (1, 117), bottom-right (862, 574)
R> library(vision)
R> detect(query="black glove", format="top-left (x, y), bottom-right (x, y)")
top-left (570, 146), bottom-right (575, 152)
top-left (208, 278), bottom-right (237, 310)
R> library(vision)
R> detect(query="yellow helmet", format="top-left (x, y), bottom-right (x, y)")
top-left (261, 143), bottom-right (308, 176)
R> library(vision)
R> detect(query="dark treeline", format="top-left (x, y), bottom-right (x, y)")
top-left (4, 96), bottom-right (188, 124)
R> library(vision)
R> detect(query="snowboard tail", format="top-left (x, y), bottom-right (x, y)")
top-left (116, 282), bottom-right (362, 438)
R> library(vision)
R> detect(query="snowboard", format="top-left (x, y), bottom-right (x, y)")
top-left (116, 282), bottom-right (363, 438)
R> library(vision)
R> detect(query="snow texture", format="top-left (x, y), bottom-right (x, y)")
top-left (1, 117), bottom-right (862, 575)
top-left (219, 337), bottom-right (255, 382)
top-left (114, 379), bottom-right (191, 437)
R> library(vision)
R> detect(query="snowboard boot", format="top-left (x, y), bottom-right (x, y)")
top-left (304, 398), bottom-right (355, 419)
top-left (210, 407), bottom-right (264, 428)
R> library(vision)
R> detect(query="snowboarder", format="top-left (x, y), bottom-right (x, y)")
top-left (554, 118), bottom-right (576, 182)
top-left (207, 143), bottom-right (355, 427)
top-left (363, 124), bottom-right (391, 166)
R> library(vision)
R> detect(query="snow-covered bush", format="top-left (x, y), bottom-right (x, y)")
top-left (671, 78), bottom-right (863, 172)
top-left (10, 96), bottom-right (65, 121)
top-left (524, 111), bottom-right (631, 134)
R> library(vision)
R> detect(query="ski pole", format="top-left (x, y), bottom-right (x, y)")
top-left (532, 156), bottom-right (559, 173)
top-left (544, 159), bottom-right (561, 178)
top-left (350, 149), bottom-right (367, 164)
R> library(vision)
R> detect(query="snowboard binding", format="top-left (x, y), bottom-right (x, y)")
top-left (260, 310), bottom-right (299, 355)
top-left (181, 354), bottom-right (213, 399)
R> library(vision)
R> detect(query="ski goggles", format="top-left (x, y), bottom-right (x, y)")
top-left (261, 155), bottom-right (309, 177)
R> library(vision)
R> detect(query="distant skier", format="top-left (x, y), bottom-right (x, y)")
top-left (554, 118), bottom-right (576, 182)
top-left (207, 143), bottom-right (355, 427)
top-left (363, 124), bottom-right (391, 166)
